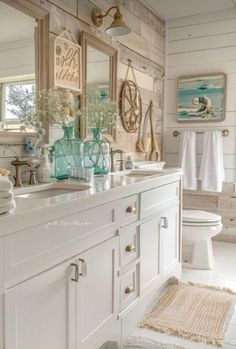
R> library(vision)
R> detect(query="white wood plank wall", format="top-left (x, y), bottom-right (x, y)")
top-left (163, 9), bottom-right (236, 241)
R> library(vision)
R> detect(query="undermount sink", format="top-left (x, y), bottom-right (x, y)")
top-left (127, 170), bottom-right (164, 176)
top-left (111, 169), bottom-right (164, 177)
top-left (14, 182), bottom-right (91, 199)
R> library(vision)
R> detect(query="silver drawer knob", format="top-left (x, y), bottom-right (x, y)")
top-left (125, 244), bottom-right (136, 252)
top-left (126, 206), bottom-right (136, 213)
top-left (125, 286), bottom-right (134, 294)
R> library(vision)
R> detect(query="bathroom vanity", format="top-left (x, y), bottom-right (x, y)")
top-left (0, 169), bottom-right (182, 349)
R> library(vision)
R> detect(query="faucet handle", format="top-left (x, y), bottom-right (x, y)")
top-left (117, 159), bottom-right (125, 171)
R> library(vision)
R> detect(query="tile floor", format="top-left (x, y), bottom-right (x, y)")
top-left (132, 241), bottom-right (236, 348)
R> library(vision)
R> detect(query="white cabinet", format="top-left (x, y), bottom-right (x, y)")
top-left (140, 217), bottom-right (161, 296)
top-left (4, 259), bottom-right (77, 349)
top-left (160, 204), bottom-right (180, 278)
top-left (76, 237), bottom-right (119, 349)
top-left (5, 237), bottom-right (119, 349)
top-left (2, 174), bottom-right (182, 349)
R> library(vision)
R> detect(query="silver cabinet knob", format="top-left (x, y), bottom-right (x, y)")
top-left (79, 258), bottom-right (87, 277)
top-left (71, 263), bottom-right (79, 283)
top-left (71, 259), bottom-right (87, 282)
top-left (125, 286), bottom-right (134, 294)
top-left (126, 206), bottom-right (136, 213)
top-left (125, 244), bottom-right (136, 252)
top-left (161, 217), bottom-right (168, 229)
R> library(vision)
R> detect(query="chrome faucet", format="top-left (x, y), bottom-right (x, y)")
top-left (110, 148), bottom-right (124, 172)
top-left (11, 157), bottom-right (40, 187)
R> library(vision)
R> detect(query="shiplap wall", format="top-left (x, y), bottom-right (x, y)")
top-left (0, 0), bottom-right (164, 174)
top-left (164, 9), bottom-right (236, 183)
top-left (0, 39), bottom-right (34, 79)
top-left (164, 9), bottom-right (236, 242)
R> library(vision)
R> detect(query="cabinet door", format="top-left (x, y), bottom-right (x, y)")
top-left (4, 259), bottom-right (76, 349)
top-left (160, 204), bottom-right (180, 278)
top-left (76, 237), bottom-right (119, 349)
top-left (140, 218), bottom-right (161, 296)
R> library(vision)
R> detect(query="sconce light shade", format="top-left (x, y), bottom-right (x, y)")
top-left (105, 11), bottom-right (131, 36)
top-left (92, 6), bottom-right (131, 36)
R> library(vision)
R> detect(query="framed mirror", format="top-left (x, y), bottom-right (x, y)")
top-left (0, 0), bottom-right (49, 144)
top-left (80, 31), bottom-right (117, 140)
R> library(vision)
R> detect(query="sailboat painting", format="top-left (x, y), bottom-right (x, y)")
top-left (177, 74), bottom-right (226, 122)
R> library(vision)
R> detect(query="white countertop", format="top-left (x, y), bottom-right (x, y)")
top-left (0, 168), bottom-right (182, 236)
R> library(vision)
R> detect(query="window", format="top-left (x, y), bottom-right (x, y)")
top-left (0, 79), bottom-right (35, 131)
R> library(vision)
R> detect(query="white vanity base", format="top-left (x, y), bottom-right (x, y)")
top-left (0, 170), bottom-right (182, 349)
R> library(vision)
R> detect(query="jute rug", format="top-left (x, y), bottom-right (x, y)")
top-left (140, 282), bottom-right (236, 347)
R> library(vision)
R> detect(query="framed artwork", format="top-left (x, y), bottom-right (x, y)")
top-left (177, 73), bottom-right (226, 122)
top-left (50, 30), bottom-right (82, 94)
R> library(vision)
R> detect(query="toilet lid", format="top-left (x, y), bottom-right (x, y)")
top-left (183, 209), bottom-right (221, 224)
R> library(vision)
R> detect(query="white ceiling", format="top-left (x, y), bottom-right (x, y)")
top-left (0, 2), bottom-right (36, 44)
top-left (141, 0), bottom-right (236, 20)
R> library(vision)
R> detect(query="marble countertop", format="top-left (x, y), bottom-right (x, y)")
top-left (0, 168), bottom-right (182, 236)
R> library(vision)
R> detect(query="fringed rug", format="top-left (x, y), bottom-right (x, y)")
top-left (140, 282), bottom-right (236, 347)
top-left (123, 336), bottom-right (190, 349)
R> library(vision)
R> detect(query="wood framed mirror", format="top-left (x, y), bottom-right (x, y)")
top-left (80, 31), bottom-right (117, 140)
top-left (0, 0), bottom-right (49, 144)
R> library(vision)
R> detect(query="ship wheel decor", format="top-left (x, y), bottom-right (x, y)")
top-left (120, 60), bottom-right (142, 133)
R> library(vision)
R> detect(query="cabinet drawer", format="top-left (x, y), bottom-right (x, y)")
top-left (117, 195), bottom-right (139, 227)
top-left (3, 203), bottom-right (117, 286)
top-left (120, 225), bottom-right (139, 268)
top-left (140, 181), bottom-right (179, 219)
top-left (120, 263), bottom-right (139, 311)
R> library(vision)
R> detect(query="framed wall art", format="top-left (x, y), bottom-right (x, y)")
top-left (50, 30), bottom-right (82, 94)
top-left (177, 73), bottom-right (226, 122)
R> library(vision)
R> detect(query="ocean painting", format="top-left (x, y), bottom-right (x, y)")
top-left (177, 74), bottom-right (226, 122)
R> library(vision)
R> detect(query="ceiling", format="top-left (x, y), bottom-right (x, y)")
top-left (141, 0), bottom-right (236, 20)
top-left (0, 2), bottom-right (36, 44)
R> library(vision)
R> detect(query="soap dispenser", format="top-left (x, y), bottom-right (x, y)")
top-left (38, 145), bottom-right (51, 183)
top-left (124, 156), bottom-right (134, 170)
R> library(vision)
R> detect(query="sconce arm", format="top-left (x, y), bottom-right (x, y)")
top-left (97, 6), bottom-right (119, 19)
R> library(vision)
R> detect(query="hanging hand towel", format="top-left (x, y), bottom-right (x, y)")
top-left (0, 176), bottom-right (13, 191)
top-left (0, 191), bottom-right (13, 199)
top-left (0, 200), bottom-right (16, 215)
top-left (199, 131), bottom-right (225, 192)
top-left (179, 131), bottom-right (197, 190)
top-left (0, 196), bottom-right (14, 208)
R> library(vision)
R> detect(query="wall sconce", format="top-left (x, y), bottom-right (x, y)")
top-left (92, 6), bottom-right (131, 36)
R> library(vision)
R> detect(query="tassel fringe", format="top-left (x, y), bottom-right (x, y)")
top-left (140, 322), bottom-right (223, 347)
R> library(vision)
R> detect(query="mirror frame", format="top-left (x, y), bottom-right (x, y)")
top-left (80, 31), bottom-right (117, 140)
top-left (0, 0), bottom-right (49, 144)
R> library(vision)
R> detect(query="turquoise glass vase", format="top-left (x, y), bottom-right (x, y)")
top-left (84, 128), bottom-right (110, 175)
top-left (54, 126), bottom-right (83, 180)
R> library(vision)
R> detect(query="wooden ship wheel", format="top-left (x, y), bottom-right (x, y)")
top-left (120, 79), bottom-right (142, 133)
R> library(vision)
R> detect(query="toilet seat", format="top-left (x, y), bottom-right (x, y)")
top-left (183, 209), bottom-right (221, 227)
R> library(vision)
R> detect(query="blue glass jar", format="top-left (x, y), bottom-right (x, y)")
top-left (54, 126), bottom-right (83, 180)
top-left (84, 128), bottom-right (110, 175)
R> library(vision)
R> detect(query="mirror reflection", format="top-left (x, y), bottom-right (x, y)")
top-left (80, 31), bottom-right (117, 139)
top-left (87, 46), bottom-right (110, 101)
top-left (0, 2), bottom-right (36, 132)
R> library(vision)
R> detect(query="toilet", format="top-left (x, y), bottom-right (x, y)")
top-left (182, 209), bottom-right (222, 270)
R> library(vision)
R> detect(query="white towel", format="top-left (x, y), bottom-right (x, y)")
top-left (0, 191), bottom-right (13, 199)
top-left (0, 176), bottom-right (13, 191)
top-left (199, 130), bottom-right (225, 192)
top-left (0, 200), bottom-right (16, 215)
top-left (0, 196), bottom-right (14, 208)
top-left (179, 131), bottom-right (197, 190)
